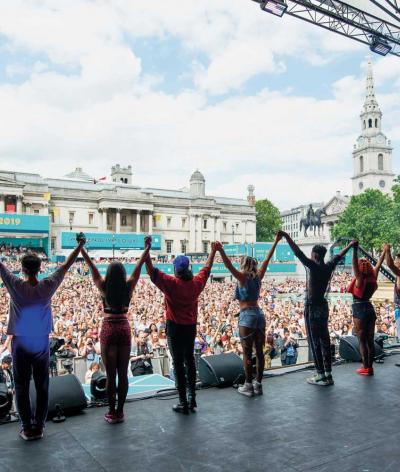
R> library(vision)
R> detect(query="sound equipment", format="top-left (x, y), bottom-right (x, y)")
top-left (339, 335), bottom-right (384, 362)
top-left (198, 353), bottom-right (244, 387)
top-left (30, 374), bottom-right (87, 419)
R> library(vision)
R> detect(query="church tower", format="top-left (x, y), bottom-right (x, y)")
top-left (352, 60), bottom-right (394, 195)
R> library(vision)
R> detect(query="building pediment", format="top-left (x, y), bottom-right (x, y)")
top-left (324, 195), bottom-right (349, 216)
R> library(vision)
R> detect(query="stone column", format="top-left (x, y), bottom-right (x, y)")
top-left (102, 209), bottom-right (108, 232)
top-left (243, 220), bottom-right (247, 243)
top-left (16, 196), bottom-right (22, 214)
top-left (0, 195), bottom-right (4, 213)
top-left (148, 212), bottom-right (153, 234)
top-left (116, 209), bottom-right (121, 233)
top-left (196, 216), bottom-right (202, 252)
top-left (136, 211), bottom-right (141, 234)
top-left (189, 215), bottom-right (196, 252)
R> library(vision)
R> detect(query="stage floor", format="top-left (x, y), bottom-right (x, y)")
top-left (2, 356), bottom-right (400, 472)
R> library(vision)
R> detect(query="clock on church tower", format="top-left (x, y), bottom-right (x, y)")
top-left (351, 60), bottom-right (394, 196)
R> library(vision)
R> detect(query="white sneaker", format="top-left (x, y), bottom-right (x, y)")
top-left (238, 382), bottom-right (254, 397)
top-left (253, 380), bottom-right (263, 395)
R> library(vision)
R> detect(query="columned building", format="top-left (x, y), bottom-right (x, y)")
top-left (0, 167), bottom-right (256, 256)
top-left (352, 60), bottom-right (395, 195)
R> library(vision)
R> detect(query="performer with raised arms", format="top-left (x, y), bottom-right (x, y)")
top-left (215, 235), bottom-right (281, 397)
top-left (80, 236), bottom-right (151, 424)
top-left (0, 234), bottom-right (85, 440)
top-left (347, 241), bottom-right (385, 376)
top-left (278, 231), bottom-right (355, 386)
top-left (145, 243), bottom-right (217, 414)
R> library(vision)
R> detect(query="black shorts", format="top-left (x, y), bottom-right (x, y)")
top-left (352, 301), bottom-right (376, 320)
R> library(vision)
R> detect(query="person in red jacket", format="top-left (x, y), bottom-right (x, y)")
top-left (145, 244), bottom-right (217, 414)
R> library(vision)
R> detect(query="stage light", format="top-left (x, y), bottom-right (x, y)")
top-left (369, 35), bottom-right (392, 56)
top-left (260, 0), bottom-right (287, 17)
top-left (90, 372), bottom-right (108, 402)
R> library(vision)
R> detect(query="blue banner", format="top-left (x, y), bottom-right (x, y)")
top-left (61, 232), bottom-right (162, 250)
top-left (0, 213), bottom-right (49, 234)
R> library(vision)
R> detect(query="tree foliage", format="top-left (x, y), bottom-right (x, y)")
top-left (332, 188), bottom-right (400, 255)
top-left (255, 199), bottom-right (282, 242)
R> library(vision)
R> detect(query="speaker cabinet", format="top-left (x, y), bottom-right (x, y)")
top-left (30, 374), bottom-right (87, 419)
top-left (339, 335), bottom-right (384, 362)
top-left (198, 353), bottom-right (245, 387)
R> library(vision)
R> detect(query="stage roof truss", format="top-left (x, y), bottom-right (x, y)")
top-left (253, 0), bottom-right (400, 56)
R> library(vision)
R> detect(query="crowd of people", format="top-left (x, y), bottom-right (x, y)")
top-left (0, 259), bottom-right (396, 374)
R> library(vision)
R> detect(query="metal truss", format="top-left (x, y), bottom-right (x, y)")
top-left (253, 1), bottom-right (400, 57)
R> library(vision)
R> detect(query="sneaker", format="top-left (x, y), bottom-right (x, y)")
top-left (252, 381), bottom-right (263, 395)
top-left (307, 374), bottom-right (329, 386)
top-left (238, 382), bottom-right (254, 397)
top-left (356, 367), bottom-right (373, 376)
top-left (19, 429), bottom-right (36, 441)
top-left (104, 412), bottom-right (118, 424)
top-left (325, 375), bottom-right (335, 386)
top-left (30, 426), bottom-right (44, 440)
top-left (115, 412), bottom-right (125, 423)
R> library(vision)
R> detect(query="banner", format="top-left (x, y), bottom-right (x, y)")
top-left (61, 232), bottom-right (162, 250)
top-left (0, 213), bottom-right (50, 233)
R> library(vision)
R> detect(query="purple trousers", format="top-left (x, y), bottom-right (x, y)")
top-left (12, 336), bottom-right (50, 429)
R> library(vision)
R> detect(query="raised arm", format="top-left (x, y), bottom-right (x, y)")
top-left (145, 253), bottom-right (155, 279)
top-left (258, 233), bottom-right (282, 280)
top-left (128, 236), bottom-right (152, 292)
top-left (337, 240), bottom-right (356, 260)
top-left (204, 242), bottom-right (217, 270)
top-left (278, 231), bottom-right (311, 268)
top-left (80, 246), bottom-right (104, 292)
top-left (385, 244), bottom-right (400, 277)
top-left (352, 241), bottom-right (361, 284)
top-left (61, 235), bottom-right (86, 273)
top-left (373, 245), bottom-right (386, 278)
top-left (215, 242), bottom-right (246, 284)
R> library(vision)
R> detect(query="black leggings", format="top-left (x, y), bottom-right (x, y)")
top-left (305, 305), bottom-right (331, 375)
top-left (166, 321), bottom-right (196, 403)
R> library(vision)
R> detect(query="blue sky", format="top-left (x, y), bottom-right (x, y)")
top-left (0, 1), bottom-right (399, 209)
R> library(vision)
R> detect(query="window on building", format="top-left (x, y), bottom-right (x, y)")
top-left (378, 154), bottom-right (384, 171)
top-left (153, 216), bottom-right (157, 228)
top-left (167, 217), bottom-right (172, 228)
top-left (203, 219), bottom-right (208, 230)
top-left (69, 211), bottom-right (75, 223)
top-left (236, 223), bottom-right (239, 231)
top-left (182, 218), bottom-right (187, 228)
top-left (34, 210), bottom-right (39, 215)
top-left (51, 237), bottom-right (56, 251)
top-left (375, 119), bottom-right (378, 128)
top-left (51, 211), bottom-right (55, 223)
top-left (202, 241), bottom-right (209, 253)
top-left (89, 213), bottom-right (94, 225)
top-left (166, 240), bottom-right (173, 254)
top-left (121, 215), bottom-right (127, 226)
top-left (223, 222), bottom-right (227, 232)
top-left (363, 120), bottom-right (366, 129)
top-left (107, 213), bottom-right (111, 226)
top-left (360, 156), bottom-right (364, 173)
top-left (180, 240), bottom-right (187, 254)
top-left (368, 119), bottom-right (372, 128)
top-left (379, 180), bottom-right (386, 188)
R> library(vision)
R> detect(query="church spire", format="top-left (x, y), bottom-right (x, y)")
top-left (363, 59), bottom-right (381, 114)
top-left (360, 59), bottom-right (382, 134)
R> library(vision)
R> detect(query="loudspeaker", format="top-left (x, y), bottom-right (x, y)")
top-left (339, 335), bottom-right (384, 362)
top-left (30, 374), bottom-right (87, 419)
top-left (198, 353), bottom-right (245, 387)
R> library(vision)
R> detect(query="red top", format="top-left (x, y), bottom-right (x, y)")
top-left (347, 275), bottom-right (378, 301)
top-left (151, 267), bottom-right (211, 325)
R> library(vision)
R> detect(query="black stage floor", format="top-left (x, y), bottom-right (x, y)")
top-left (2, 357), bottom-right (400, 472)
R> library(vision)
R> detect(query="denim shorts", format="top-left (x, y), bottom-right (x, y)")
top-left (238, 307), bottom-right (266, 331)
top-left (352, 301), bottom-right (376, 320)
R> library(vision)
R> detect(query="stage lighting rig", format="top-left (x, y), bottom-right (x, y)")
top-left (251, 0), bottom-right (400, 58)
top-left (260, 0), bottom-right (288, 17)
top-left (370, 34), bottom-right (393, 55)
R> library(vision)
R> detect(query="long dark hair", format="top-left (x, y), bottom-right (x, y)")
top-left (104, 262), bottom-right (130, 310)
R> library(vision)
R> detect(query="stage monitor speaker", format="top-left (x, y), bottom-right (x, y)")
top-left (198, 353), bottom-right (244, 388)
top-left (339, 335), bottom-right (384, 362)
top-left (30, 374), bottom-right (87, 419)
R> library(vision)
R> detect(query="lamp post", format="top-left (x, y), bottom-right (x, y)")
top-left (112, 234), bottom-right (116, 260)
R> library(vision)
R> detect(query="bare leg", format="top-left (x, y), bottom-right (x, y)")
top-left (353, 318), bottom-right (368, 369)
top-left (254, 329), bottom-right (265, 383)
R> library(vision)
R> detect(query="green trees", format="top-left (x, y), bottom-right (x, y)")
top-left (332, 188), bottom-right (400, 255)
top-left (255, 199), bottom-right (282, 242)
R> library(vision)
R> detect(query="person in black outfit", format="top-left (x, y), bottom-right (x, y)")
top-left (278, 231), bottom-right (355, 386)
